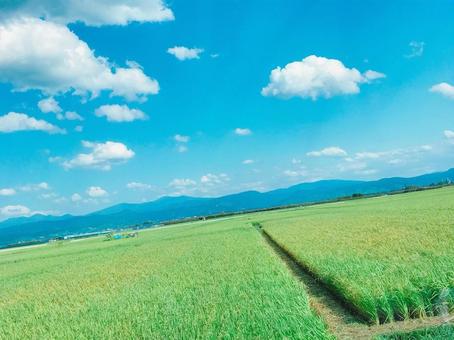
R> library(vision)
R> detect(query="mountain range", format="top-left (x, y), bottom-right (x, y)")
top-left (1, 168), bottom-right (453, 248)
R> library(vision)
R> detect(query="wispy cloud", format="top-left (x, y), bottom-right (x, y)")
top-left (234, 128), bottom-right (252, 136)
top-left (405, 41), bottom-right (425, 58)
top-left (307, 146), bottom-right (347, 157)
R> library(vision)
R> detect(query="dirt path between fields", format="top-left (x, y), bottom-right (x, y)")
top-left (254, 223), bottom-right (453, 340)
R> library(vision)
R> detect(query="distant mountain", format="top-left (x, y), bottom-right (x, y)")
top-left (1, 168), bottom-right (453, 248)
top-left (0, 214), bottom-right (74, 230)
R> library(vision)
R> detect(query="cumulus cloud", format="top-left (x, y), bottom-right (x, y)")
top-left (61, 140), bottom-right (135, 170)
top-left (174, 134), bottom-right (190, 153)
top-left (0, 0), bottom-right (174, 26)
top-left (174, 134), bottom-right (190, 143)
top-left (0, 188), bottom-right (16, 196)
top-left (0, 112), bottom-right (65, 134)
top-left (95, 104), bottom-right (147, 122)
top-left (283, 169), bottom-right (307, 178)
top-left (445, 130), bottom-right (454, 140)
top-left (19, 182), bottom-right (50, 192)
top-left (127, 182), bottom-right (153, 190)
top-left (57, 111), bottom-right (83, 121)
top-left (307, 146), bottom-right (347, 157)
top-left (242, 159), bottom-right (254, 164)
top-left (0, 18), bottom-right (159, 101)
top-left (234, 128), bottom-right (252, 136)
top-left (169, 178), bottom-right (197, 188)
top-left (200, 173), bottom-right (230, 185)
top-left (262, 55), bottom-right (385, 100)
top-left (168, 173), bottom-right (231, 196)
top-left (167, 46), bottom-right (204, 60)
top-left (38, 97), bottom-right (62, 113)
top-left (86, 186), bottom-right (108, 198)
top-left (430, 82), bottom-right (454, 99)
top-left (405, 41), bottom-right (425, 58)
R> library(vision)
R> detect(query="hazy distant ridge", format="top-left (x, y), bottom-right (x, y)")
top-left (1, 168), bottom-right (453, 247)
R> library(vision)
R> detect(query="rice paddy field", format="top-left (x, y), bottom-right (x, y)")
top-left (376, 324), bottom-right (454, 340)
top-left (0, 218), bottom-right (332, 339)
top-left (260, 187), bottom-right (454, 324)
top-left (1, 187), bottom-right (453, 339)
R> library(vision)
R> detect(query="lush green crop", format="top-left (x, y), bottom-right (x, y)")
top-left (376, 324), bottom-right (454, 339)
top-left (0, 218), bottom-right (332, 339)
top-left (260, 187), bottom-right (454, 324)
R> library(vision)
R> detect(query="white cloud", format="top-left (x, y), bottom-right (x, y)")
top-left (167, 46), bottom-right (204, 60)
top-left (337, 160), bottom-right (368, 172)
top-left (242, 159), bottom-right (254, 164)
top-left (38, 97), bottom-right (62, 113)
top-left (71, 193), bottom-right (82, 202)
top-left (19, 182), bottom-right (50, 192)
top-left (261, 55), bottom-right (385, 100)
top-left (291, 158), bottom-right (302, 164)
top-left (355, 151), bottom-right (383, 160)
top-left (0, 0), bottom-right (174, 26)
top-left (168, 173), bottom-right (231, 196)
top-left (445, 130), bottom-right (454, 140)
top-left (0, 188), bottom-right (16, 196)
top-left (0, 112), bottom-right (65, 134)
top-left (169, 178), bottom-right (197, 188)
top-left (95, 104), bottom-right (147, 122)
top-left (40, 192), bottom-right (58, 199)
top-left (61, 141), bottom-right (135, 170)
top-left (127, 182), bottom-right (152, 190)
top-left (86, 186), bottom-right (108, 198)
top-left (307, 146), bottom-right (347, 157)
top-left (174, 134), bottom-right (190, 153)
top-left (234, 128), bottom-right (252, 136)
top-left (0, 18), bottom-right (159, 101)
top-left (174, 134), bottom-right (190, 143)
top-left (405, 41), bottom-right (425, 58)
top-left (37, 182), bottom-right (50, 190)
top-left (363, 70), bottom-right (386, 82)
top-left (0, 205), bottom-right (31, 218)
top-left (283, 169), bottom-right (307, 178)
top-left (355, 145), bottom-right (433, 162)
top-left (200, 173), bottom-right (230, 185)
top-left (57, 111), bottom-right (83, 121)
top-left (430, 83), bottom-right (454, 99)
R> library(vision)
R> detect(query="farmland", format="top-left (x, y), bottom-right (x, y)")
top-left (0, 187), bottom-right (453, 339)
top-left (260, 187), bottom-right (454, 324)
top-left (0, 218), bottom-right (331, 339)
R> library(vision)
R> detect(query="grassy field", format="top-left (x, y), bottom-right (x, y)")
top-left (1, 187), bottom-right (453, 338)
top-left (260, 187), bottom-right (454, 324)
top-left (377, 324), bottom-right (454, 339)
top-left (0, 218), bottom-right (332, 339)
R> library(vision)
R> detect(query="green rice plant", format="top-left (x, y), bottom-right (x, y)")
top-left (376, 324), bottom-right (454, 339)
top-left (0, 218), bottom-right (333, 339)
top-left (260, 187), bottom-right (454, 324)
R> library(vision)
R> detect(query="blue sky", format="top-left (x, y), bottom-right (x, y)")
top-left (1, 0), bottom-right (454, 219)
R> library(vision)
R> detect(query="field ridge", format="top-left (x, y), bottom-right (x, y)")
top-left (254, 223), bottom-right (454, 339)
